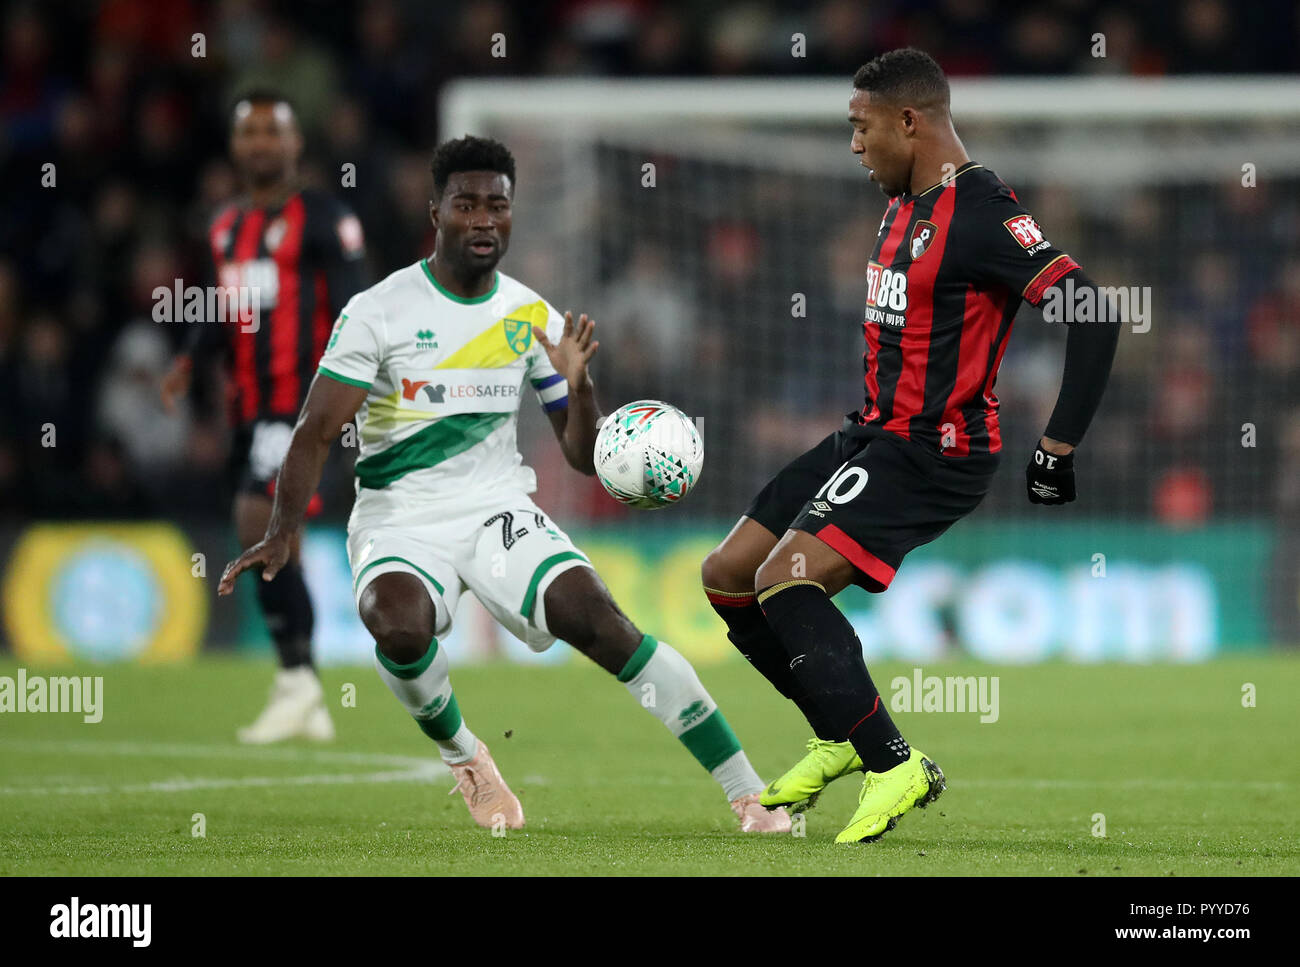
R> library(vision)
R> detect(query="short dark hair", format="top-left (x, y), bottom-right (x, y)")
top-left (852, 48), bottom-right (949, 112)
top-left (430, 135), bottom-right (516, 200)
top-left (230, 88), bottom-right (297, 123)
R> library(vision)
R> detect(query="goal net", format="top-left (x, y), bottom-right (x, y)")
top-left (437, 77), bottom-right (1300, 659)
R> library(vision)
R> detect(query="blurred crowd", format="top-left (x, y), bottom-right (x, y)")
top-left (515, 141), bottom-right (1300, 527)
top-left (1, 0), bottom-right (1297, 525)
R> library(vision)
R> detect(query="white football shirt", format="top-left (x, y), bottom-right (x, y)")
top-left (317, 258), bottom-right (570, 522)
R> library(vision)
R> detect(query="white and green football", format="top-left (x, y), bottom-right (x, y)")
top-left (593, 400), bottom-right (703, 510)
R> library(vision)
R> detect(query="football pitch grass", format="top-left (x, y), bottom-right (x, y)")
top-left (1, 654), bottom-right (1297, 876)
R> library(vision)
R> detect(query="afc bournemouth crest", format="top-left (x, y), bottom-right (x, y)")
top-left (909, 220), bottom-right (937, 261)
top-left (503, 316), bottom-right (533, 354)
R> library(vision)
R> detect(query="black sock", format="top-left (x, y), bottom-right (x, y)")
top-left (256, 560), bottom-right (315, 669)
top-left (706, 587), bottom-right (840, 740)
top-left (758, 581), bottom-right (910, 773)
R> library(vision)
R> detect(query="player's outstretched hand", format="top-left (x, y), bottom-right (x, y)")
top-left (217, 534), bottom-right (293, 595)
top-left (534, 311), bottom-right (598, 390)
top-left (1025, 442), bottom-right (1076, 505)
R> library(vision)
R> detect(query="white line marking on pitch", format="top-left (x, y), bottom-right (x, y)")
top-left (0, 738), bottom-right (432, 768)
top-left (956, 778), bottom-right (1292, 791)
top-left (0, 738), bottom-right (448, 796)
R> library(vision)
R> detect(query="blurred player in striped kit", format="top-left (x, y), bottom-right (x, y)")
top-left (162, 91), bottom-right (367, 742)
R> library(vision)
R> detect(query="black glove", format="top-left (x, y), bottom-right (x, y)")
top-left (1026, 443), bottom-right (1076, 505)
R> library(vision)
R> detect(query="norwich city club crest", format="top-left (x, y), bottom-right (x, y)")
top-left (503, 316), bottom-right (533, 354)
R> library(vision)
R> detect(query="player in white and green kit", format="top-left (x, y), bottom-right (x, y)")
top-left (220, 136), bottom-right (789, 834)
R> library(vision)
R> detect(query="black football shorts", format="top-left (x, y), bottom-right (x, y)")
top-left (229, 418), bottom-right (323, 516)
top-left (743, 414), bottom-right (1000, 592)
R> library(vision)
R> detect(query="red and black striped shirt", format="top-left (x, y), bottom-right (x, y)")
top-left (859, 162), bottom-right (1079, 456)
top-left (200, 189), bottom-right (367, 426)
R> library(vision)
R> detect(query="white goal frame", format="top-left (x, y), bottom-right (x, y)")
top-left (442, 76), bottom-right (1300, 185)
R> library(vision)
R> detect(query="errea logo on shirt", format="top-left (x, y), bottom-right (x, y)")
top-left (415, 329), bottom-right (438, 351)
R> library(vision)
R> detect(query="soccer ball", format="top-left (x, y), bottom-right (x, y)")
top-left (594, 400), bottom-right (703, 510)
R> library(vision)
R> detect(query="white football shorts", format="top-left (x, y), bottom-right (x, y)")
top-left (347, 494), bottom-right (591, 652)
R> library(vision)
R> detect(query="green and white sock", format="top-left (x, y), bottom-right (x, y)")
top-left (374, 639), bottom-right (478, 764)
top-left (617, 635), bottom-right (764, 801)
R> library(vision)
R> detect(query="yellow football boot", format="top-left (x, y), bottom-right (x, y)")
top-left (759, 738), bottom-right (864, 813)
top-left (835, 749), bottom-right (945, 844)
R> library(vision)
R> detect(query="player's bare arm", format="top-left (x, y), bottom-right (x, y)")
top-left (218, 373), bottom-right (367, 593)
top-left (536, 310), bottom-right (602, 475)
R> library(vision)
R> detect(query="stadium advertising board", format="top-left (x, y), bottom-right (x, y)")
top-left (1, 523), bottom-right (206, 664)
top-left (227, 523), bottom-right (1269, 666)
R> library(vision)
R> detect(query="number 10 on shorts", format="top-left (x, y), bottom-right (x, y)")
top-left (815, 461), bottom-right (869, 505)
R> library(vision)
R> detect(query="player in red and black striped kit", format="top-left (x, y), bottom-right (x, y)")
top-left (162, 90), bottom-right (367, 743)
top-left (701, 49), bottom-right (1122, 842)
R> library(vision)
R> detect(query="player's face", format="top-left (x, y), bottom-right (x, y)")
top-left (430, 171), bottom-right (513, 273)
top-left (848, 89), bottom-right (912, 198)
top-left (230, 102), bottom-right (301, 188)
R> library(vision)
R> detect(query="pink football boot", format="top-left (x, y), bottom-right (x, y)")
top-left (731, 793), bottom-right (792, 833)
top-left (447, 741), bottom-right (525, 830)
